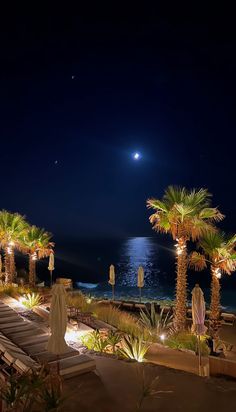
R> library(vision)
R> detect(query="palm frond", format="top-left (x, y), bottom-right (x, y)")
top-left (146, 199), bottom-right (168, 212)
top-left (199, 207), bottom-right (224, 222)
top-left (189, 252), bottom-right (207, 271)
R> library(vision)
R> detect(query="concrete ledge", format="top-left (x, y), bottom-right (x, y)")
top-left (209, 356), bottom-right (236, 378)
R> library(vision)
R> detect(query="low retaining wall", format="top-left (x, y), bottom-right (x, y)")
top-left (209, 356), bottom-right (236, 379)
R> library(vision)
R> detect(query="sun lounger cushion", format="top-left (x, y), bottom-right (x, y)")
top-left (49, 354), bottom-right (96, 378)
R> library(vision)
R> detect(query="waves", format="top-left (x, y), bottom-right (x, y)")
top-left (76, 282), bottom-right (99, 289)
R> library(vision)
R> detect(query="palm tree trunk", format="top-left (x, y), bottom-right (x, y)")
top-left (4, 248), bottom-right (11, 284)
top-left (9, 252), bottom-right (16, 282)
top-left (210, 265), bottom-right (221, 336)
top-left (173, 238), bottom-right (188, 331)
top-left (29, 255), bottom-right (36, 287)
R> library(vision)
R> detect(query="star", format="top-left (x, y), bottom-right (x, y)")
top-left (54, 160), bottom-right (58, 165)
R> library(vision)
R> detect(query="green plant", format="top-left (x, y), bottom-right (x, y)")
top-left (21, 292), bottom-right (42, 309)
top-left (136, 367), bottom-right (173, 410)
top-left (39, 373), bottom-right (64, 412)
top-left (81, 330), bottom-right (108, 353)
top-left (166, 331), bottom-right (210, 356)
top-left (66, 292), bottom-right (96, 313)
top-left (81, 332), bottom-right (96, 350)
top-left (93, 304), bottom-right (148, 339)
top-left (0, 366), bottom-right (63, 412)
top-left (147, 186), bottom-right (223, 330)
top-left (119, 335), bottom-right (150, 362)
top-left (189, 231), bottom-right (236, 336)
top-left (106, 330), bottom-right (122, 354)
top-left (0, 284), bottom-right (32, 298)
top-left (0, 210), bottom-right (29, 284)
top-left (139, 305), bottom-right (173, 340)
top-left (20, 225), bottom-right (53, 287)
top-left (0, 373), bottom-right (23, 410)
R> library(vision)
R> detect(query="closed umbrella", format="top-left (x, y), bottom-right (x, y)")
top-left (137, 266), bottom-right (144, 302)
top-left (108, 264), bottom-right (115, 301)
top-left (191, 284), bottom-right (207, 376)
top-left (46, 283), bottom-right (68, 373)
top-left (48, 251), bottom-right (55, 287)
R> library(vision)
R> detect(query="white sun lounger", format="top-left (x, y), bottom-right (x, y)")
top-left (0, 333), bottom-right (39, 373)
top-left (0, 300), bottom-right (96, 378)
top-left (49, 354), bottom-right (96, 378)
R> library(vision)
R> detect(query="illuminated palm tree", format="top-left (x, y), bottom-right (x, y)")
top-left (22, 226), bottom-right (54, 287)
top-left (0, 210), bottom-right (28, 283)
top-left (189, 232), bottom-right (236, 335)
top-left (147, 186), bottom-right (223, 331)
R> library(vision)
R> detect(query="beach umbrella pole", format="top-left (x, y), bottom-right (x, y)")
top-left (50, 270), bottom-right (53, 287)
top-left (139, 287), bottom-right (141, 303)
top-left (198, 334), bottom-right (202, 376)
top-left (112, 285), bottom-right (115, 301)
top-left (57, 354), bottom-right (60, 375)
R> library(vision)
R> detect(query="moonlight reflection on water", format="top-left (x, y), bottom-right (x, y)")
top-left (117, 237), bottom-right (163, 287)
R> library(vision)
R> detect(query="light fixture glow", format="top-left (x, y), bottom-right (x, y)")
top-left (214, 268), bottom-right (221, 279)
top-left (160, 334), bottom-right (166, 342)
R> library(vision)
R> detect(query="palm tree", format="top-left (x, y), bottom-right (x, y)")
top-left (22, 225), bottom-right (54, 287)
top-left (147, 186), bottom-right (223, 331)
top-left (0, 210), bottom-right (28, 283)
top-left (189, 232), bottom-right (236, 335)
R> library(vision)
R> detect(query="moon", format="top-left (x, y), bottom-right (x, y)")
top-left (133, 152), bottom-right (141, 160)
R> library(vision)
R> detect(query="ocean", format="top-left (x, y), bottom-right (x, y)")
top-left (34, 236), bottom-right (236, 312)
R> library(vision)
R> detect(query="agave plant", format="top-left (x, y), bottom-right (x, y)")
top-left (81, 330), bottom-right (109, 353)
top-left (40, 373), bottom-right (63, 412)
top-left (139, 304), bottom-right (173, 340)
top-left (106, 330), bottom-right (122, 354)
top-left (0, 365), bottom-right (62, 412)
top-left (136, 368), bottom-right (173, 410)
top-left (21, 292), bottom-right (42, 309)
top-left (119, 335), bottom-right (150, 362)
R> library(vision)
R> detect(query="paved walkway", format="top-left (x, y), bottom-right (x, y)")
top-left (146, 344), bottom-right (208, 376)
top-left (62, 356), bottom-right (236, 412)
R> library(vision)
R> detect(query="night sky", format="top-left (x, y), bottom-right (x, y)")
top-left (0, 6), bottom-right (235, 241)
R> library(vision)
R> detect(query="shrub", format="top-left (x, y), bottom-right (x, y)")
top-left (139, 305), bottom-right (173, 341)
top-left (21, 292), bottom-right (42, 309)
top-left (81, 332), bottom-right (96, 350)
top-left (0, 284), bottom-right (32, 298)
top-left (81, 330), bottom-right (108, 353)
top-left (0, 365), bottom-right (64, 412)
top-left (66, 292), bottom-right (96, 313)
top-left (106, 330), bottom-right (122, 354)
top-left (166, 331), bottom-right (210, 356)
top-left (119, 335), bottom-right (150, 362)
top-left (93, 304), bottom-right (148, 339)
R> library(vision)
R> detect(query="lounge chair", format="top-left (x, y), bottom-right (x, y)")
top-left (49, 354), bottom-right (96, 378)
top-left (221, 313), bottom-right (236, 326)
top-left (122, 302), bottom-right (135, 311)
top-left (0, 300), bottom-right (96, 378)
top-left (36, 281), bottom-right (45, 287)
top-left (134, 303), bottom-right (146, 310)
top-left (0, 333), bottom-right (39, 374)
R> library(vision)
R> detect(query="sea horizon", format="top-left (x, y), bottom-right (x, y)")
top-left (19, 235), bottom-right (236, 312)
